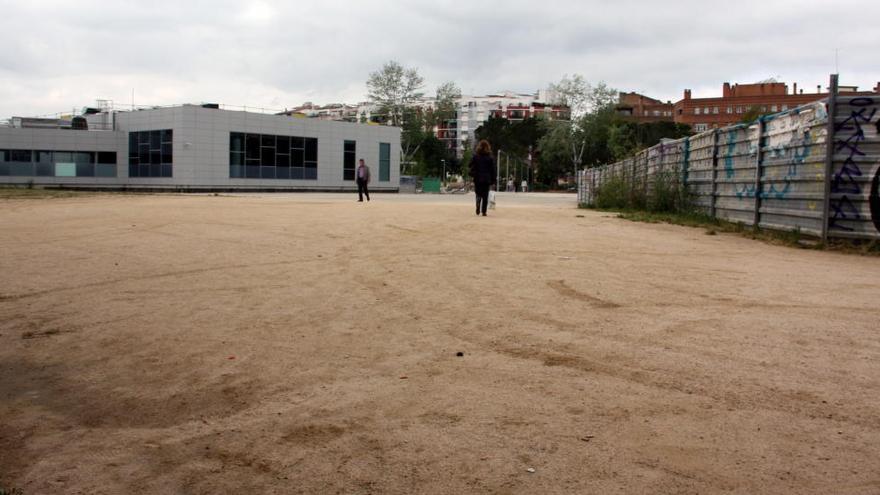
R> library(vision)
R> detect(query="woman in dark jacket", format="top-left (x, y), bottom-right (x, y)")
top-left (469, 140), bottom-right (496, 216)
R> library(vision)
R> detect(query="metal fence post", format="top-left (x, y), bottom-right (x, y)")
top-left (711, 129), bottom-right (719, 219)
top-left (630, 158), bottom-right (636, 203)
top-left (590, 168), bottom-right (596, 205)
top-left (821, 74), bottom-right (839, 241)
top-left (682, 137), bottom-right (691, 205)
top-left (753, 117), bottom-right (766, 228)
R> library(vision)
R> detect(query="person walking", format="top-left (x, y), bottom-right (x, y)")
top-left (469, 140), bottom-right (496, 216)
top-left (356, 158), bottom-right (371, 202)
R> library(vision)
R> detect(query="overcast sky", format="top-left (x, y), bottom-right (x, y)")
top-left (1, 0), bottom-right (878, 118)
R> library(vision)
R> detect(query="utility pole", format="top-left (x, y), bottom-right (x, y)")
top-left (496, 149), bottom-right (501, 189)
top-left (505, 154), bottom-right (510, 191)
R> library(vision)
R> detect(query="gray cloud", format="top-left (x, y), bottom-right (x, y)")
top-left (0, 0), bottom-right (877, 117)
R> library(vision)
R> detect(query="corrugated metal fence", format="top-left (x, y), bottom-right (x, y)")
top-left (578, 87), bottom-right (880, 241)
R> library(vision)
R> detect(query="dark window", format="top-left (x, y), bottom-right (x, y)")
top-left (379, 143), bottom-right (391, 182)
top-left (261, 146), bottom-right (275, 167)
top-left (96, 164), bottom-right (116, 177)
top-left (36, 163), bottom-right (54, 176)
top-left (161, 143), bottom-right (172, 164)
top-left (76, 163), bottom-right (95, 177)
top-left (230, 151), bottom-right (244, 178)
top-left (98, 152), bottom-right (116, 164)
top-left (343, 140), bottom-right (356, 181)
top-left (305, 138), bottom-right (318, 162)
top-left (11, 150), bottom-right (32, 162)
top-left (96, 152), bottom-right (117, 177)
top-left (129, 130), bottom-right (172, 177)
top-left (229, 132), bottom-right (318, 180)
top-left (291, 149), bottom-right (304, 167)
top-left (246, 134), bottom-right (260, 160)
top-left (230, 132), bottom-right (245, 153)
top-left (276, 136), bottom-right (290, 152)
top-left (246, 159), bottom-right (260, 178)
top-left (37, 151), bottom-right (53, 164)
top-left (139, 143), bottom-right (149, 165)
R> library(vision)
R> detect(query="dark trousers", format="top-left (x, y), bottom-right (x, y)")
top-left (357, 179), bottom-right (370, 201)
top-left (474, 183), bottom-right (489, 214)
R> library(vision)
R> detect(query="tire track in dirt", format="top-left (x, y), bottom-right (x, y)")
top-left (440, 318), bottom-right (880, 431)
top-left (0, 260), bottom-right (315, 302)
top-left (547, 279), bottom-right (620, 308)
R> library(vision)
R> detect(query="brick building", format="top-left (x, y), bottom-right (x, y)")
top-left (615, 92), bottom-right (674, 123)
top-left (673, 81), bottom-right (880, 132)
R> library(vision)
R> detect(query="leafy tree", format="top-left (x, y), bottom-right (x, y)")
top-left (740, 105), bottom-right (770, 123)
top-left (608, 123), bottom-right (638, 161)
top-left (366, 60), bottom-right (424, 127)
top-left (399, 107), bottom-right (426, 175)
top-left (431, 81), bottom-right (461, 128)
top-left (546, 76), bottom-right (619, 177)
top-left (549, 75), bottom-right (617, 119)
top-left (417, 134), bottom-right (451, 178)
top-left (607, 121), bottom-right (693, 161)
top-left (474, 115), bottom-right (508, 154)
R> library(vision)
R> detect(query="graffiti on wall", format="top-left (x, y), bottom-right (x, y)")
top-left (829, 97), bottom-right (878, 231)
top-left (725, 104), bottom-right (825, 200)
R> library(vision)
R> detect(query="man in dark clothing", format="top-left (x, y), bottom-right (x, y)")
top-left (469, 140), bottom-right (497, 216)
top-left (356, 159), bottom-right (371, 202)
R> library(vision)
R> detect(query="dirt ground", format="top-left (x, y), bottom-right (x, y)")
top-left (1, 192), bottom-right (879, 494)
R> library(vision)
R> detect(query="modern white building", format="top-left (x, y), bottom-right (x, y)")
top-left (452, 90), bottom-right (568, 151)
top-left (0, 104), bottom-right (401, 191)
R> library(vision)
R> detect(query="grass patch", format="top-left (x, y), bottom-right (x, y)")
top-left (0, 186), bottom-right (100, 200)
top-left (599, 208), bottom-right (880, 255)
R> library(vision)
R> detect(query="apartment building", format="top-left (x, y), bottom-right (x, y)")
top-left (615, 92), bottom-right (674, 123)
top-left (673, 81), bottom-right (880, 131)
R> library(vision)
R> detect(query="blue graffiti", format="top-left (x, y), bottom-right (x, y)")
top-left (726, 121), bottom-right (812, 200)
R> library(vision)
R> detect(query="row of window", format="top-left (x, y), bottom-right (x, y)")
top-left (229, 132), bottom-right (319, 179)
top-left (0, 150), bottom-right (117, 177)
top-left (0, 133), bottom-right (392, 182)
top-left (694, 104), bottom-right (789, 116)
top-left (129, 129), bottom-right (173, 178)
top-left (230, 133), bottom-right (391, 182)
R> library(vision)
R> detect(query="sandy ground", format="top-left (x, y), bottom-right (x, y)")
top-left (1, 191), bottom-right (879, 495)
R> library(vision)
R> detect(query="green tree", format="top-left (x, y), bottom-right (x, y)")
top-left (417, 134), bottom-right (452, 178)
top-left (366, 60), bottom-right (425, 127)
top-left (546, 76), bottom-right (619, 177)
top-left (740, 105), bottom-right (769, 123)
top-left (430, 81), bottom-right (461, 129)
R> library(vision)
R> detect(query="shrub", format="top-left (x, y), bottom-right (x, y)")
top-left (594, 175), bottom-right (631, 210)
